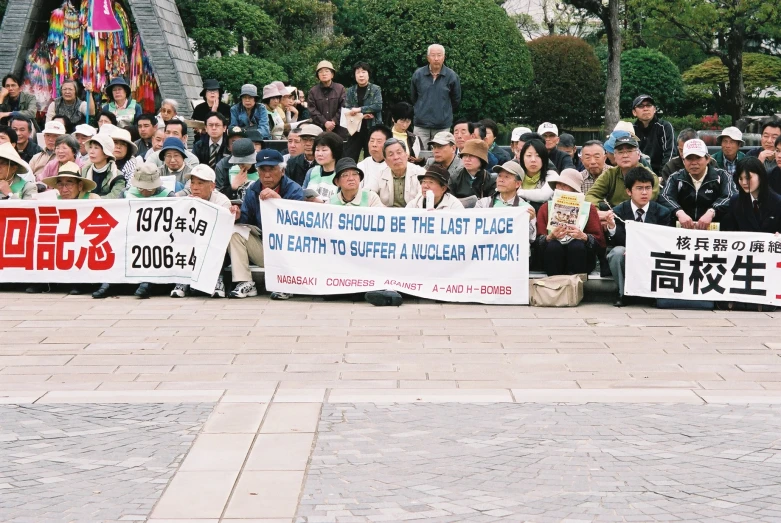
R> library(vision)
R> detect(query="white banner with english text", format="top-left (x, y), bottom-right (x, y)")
top-left (260, 199), bottom-right (530, 304)
top-left (0, 199), bottom-right (234, 293)
top-left (625, 221), bottom-right (781, 306)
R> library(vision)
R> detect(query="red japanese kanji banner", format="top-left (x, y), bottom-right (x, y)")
top-left (0, 199), bottom-right (234, 293)
top-left (626, 221), bottom-right (781, 306)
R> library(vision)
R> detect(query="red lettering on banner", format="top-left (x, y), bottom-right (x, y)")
top-left (36, 207), bottom-right (77, 270)
top-left (75, 207), bottom-right (119, 270)
top-left (0, 208), bottom-right (37, 269)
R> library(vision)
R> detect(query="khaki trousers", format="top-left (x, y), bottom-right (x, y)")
top-left (229, 231), bottom-right (264, 282)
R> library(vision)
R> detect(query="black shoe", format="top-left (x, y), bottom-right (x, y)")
top-left (92, 283), bottom-right (111, 299)
top-left (613, 297), bottom-right (624, 308)
top-left (365, 290), bottom-right (403, 307)
top-left (25, 284), bottom-right (45, 294)
top-left (69, 287), bottom-right (84, 295)
top-left (135, 283), bottom-right (151, 299)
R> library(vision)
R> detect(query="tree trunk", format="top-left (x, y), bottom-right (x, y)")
top-left (603, 0), bottom-right (622, 132)
top-left (724, 35), bottom-right (744, 124)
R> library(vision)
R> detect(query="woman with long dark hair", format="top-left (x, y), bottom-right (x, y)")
top-left (517, 139), bottom-right (556, 210)
top-left (723, 156), bottom-right (781, 234)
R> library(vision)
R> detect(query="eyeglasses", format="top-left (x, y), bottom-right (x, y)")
top-left (633, 186), bottom-right (653, 193)
top-left (636, 103), bottom-right (654, 109)
top-left (614, 149), bottom-right (637, 156)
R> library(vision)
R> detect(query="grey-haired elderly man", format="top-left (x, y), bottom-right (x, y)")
top-left (410, 44), bottom-right (461, 146)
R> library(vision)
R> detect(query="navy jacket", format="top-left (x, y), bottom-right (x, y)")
top-left (410, 65), bottom-right (461, 129)
top-left (722, 190), bottom-right (781, 234)
top-left (608, 200), bottom-right (672, 247)
top-left (239, 176), bottom-right (304, 230)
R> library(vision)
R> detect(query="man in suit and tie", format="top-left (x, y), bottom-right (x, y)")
top-left (605, 167), bottom-right (673, 307)
top-left (192, 112), bottom-right (229, 169)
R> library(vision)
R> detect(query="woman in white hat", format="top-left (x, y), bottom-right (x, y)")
top-left (536, 168), bottom-right (605, 276)
top-left (262, 84), bottom-right (285, 140)
top-left (110, 128), bottom-right (140, 182)
top-left (81, 134), bottom-right (126, 199)
top-left (229, 84), bottom-right (271, 139)
top-left (0, 142), bottom-right (36, 200)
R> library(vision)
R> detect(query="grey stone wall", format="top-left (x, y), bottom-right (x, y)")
top-left (0, 0), bottom-right (202, 118)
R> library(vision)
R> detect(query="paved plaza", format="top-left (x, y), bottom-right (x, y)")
top-left (1, 290), bottom-right (781, 522)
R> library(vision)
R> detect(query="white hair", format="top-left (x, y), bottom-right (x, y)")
top-left (161, 99), bottom-right (179, 111)
top-left (427, 44), bottom-right (445, 56)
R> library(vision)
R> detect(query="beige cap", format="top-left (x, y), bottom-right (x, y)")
top-left (131, 163), bottom-right (163, 190)
top-left (717, 126), bottom-right (744, 145)
top-left (492, 161), bottom-right (524, 180)
top-left (315, 60), bottom-right (335, 75)
top-left (186, 164), bottom-right (216, 183)
top-left (299, 123), bottom-right (324, 138)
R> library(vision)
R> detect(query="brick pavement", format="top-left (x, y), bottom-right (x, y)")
top-left (2, 292), bottom-right (781, 522)
top-left (297, 403), bottom-right (781, 523)
top-left (0, 403), bottom-right (211, 523)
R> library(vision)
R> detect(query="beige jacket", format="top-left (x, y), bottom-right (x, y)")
top-left (372, 163), bottom-right (424, 207)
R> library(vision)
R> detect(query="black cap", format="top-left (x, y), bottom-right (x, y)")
top-left (558, 133), bottom-right (575, 147)
top-left (614, 135), bottom-right (639, 149)
top-left (632, 94), bottom-right (655, 109)
top-left (227, 126), bottom-right (247, 139)
top-left (245, 129), bottom-right (265, 145)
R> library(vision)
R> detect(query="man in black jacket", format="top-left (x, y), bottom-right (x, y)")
top-left (659, 139), bottom-right (736, 229)
top-left (632, 94), bottom-right (674, 176)
top-left (536, 122), bottom-right (574, 173)
top-left (605, 167), bottom-right (673, 307)
top-left (192, 112), bottom-right (229, 169)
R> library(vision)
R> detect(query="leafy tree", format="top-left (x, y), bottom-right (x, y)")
top-left (637, 0), bottom-right (781, 122)
top-left (520, 36), bottom-right (604, 126)
top-left (335, 0), bottom-right (533, 122)
top-left (561, 0), bottom-right (622, 131)
top-left (620, 48), bottom-right (684, 116)
top-left (683, 53), bottom-right (781, 115)
top-left (178, 0), bottom-right (277, 56)
top-left (197, 55), bottom-right (287, 101)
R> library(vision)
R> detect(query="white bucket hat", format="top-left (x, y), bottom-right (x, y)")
top-left (87, 134), bottom-right (116, 161)
top-left (109, 128), bottom-right (138, 156)
top-left (42, 120), bottom-right (66, 135)
top-left (717, 126), bottom-right (744, 145)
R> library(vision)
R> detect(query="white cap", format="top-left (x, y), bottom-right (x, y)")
top-left (73, 124), bottom-right (96, 137)
top-left (718, 126), bottom-right (744, 144)
top-left (682, 139), bottom-right (709, 158)
top-left (42, 120), bottom-right (66, 135)
top-left (187, 164), bottom-right (216, 182)
top-left (537, 122), bottom-right (558, 136)
top-left (511, 127), bottom-right (532, 142)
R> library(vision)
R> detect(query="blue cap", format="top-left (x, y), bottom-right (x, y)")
top-left (158, 137), bottom-right (187, 160)
top-left (255, 149), bottom-right (284, 167)
top-left (604, 130), bottom-right (630, 154)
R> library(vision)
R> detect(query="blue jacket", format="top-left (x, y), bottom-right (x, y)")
top-left (229, 102), bottom-right (271, 139)
top-left (410, 65), bottom-right (461, 129)
top-left (239, 176), bottom-right (304, 229)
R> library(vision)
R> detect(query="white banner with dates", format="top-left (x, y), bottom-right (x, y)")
top-left (261, 199), bottom-right (530, 304)
top-left (625, 221), bottom-right (781, 306)
top-left (0, 199), bottom-right (234, 293)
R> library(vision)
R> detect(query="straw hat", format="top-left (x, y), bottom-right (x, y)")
top-left (0, 142), bottom-right (29, 174)
top-left (41, 161), bottom-right (97, 192)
